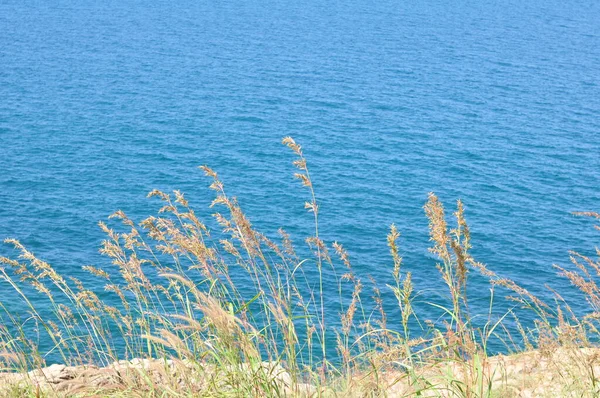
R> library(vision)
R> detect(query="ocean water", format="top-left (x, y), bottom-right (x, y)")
top-left (1, 0), bottom-right (600, 352)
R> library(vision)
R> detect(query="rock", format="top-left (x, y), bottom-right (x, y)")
top-left (0, 357), bottom-right (319, 396)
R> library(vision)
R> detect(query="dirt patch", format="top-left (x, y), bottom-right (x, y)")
top-left (2, 348), bottom-right (600, 397)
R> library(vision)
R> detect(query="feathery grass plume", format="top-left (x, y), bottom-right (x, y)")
top-left (283, 136), bottom-right (330, 380)
top-left (386, 224), bottom-right (414, 341)
top-left (424, 194), bottom-right (477, 360)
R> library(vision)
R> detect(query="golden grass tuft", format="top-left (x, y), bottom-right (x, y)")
top-left (0, 137), bottom-right (598, 397)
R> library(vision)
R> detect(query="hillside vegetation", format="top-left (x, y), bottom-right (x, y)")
top-left (1, 137), bottom-right (599, 397)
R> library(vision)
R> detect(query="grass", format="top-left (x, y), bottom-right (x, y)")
top-left (0, 136), bottom-right (599, 397)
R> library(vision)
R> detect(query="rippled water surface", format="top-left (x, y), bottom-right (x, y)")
top-left (1, 0), bottom-right (600, 346)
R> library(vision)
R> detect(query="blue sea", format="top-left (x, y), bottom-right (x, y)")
top-left (1, 0), bottom-right (600, 353)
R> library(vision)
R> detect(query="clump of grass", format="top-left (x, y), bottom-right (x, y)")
top-left (0, 137), bottom-right (599, 397)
